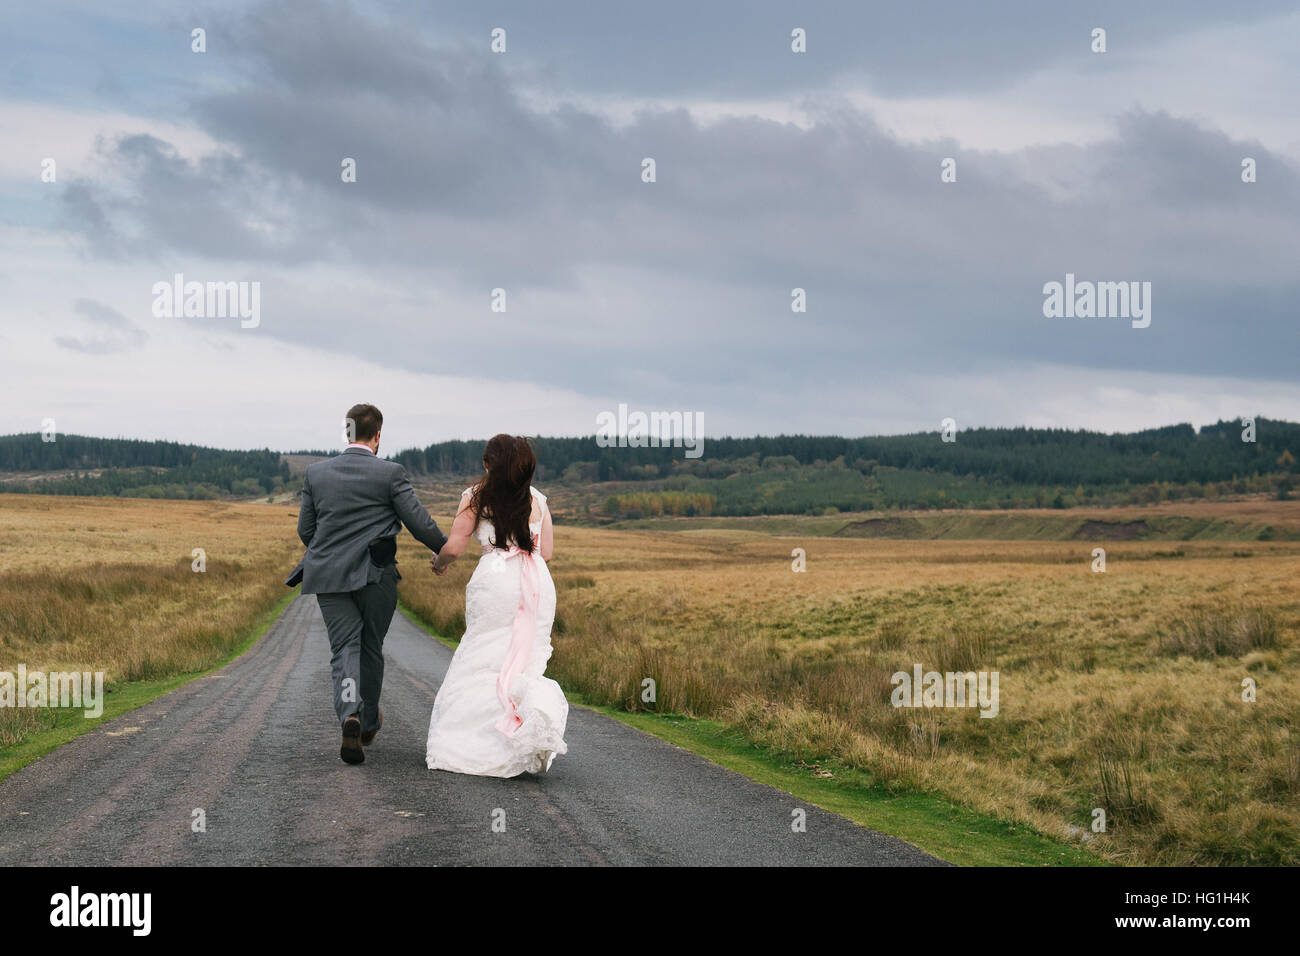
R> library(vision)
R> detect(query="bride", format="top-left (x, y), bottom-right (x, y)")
top-left (425, 434), bottom-right (568, 777)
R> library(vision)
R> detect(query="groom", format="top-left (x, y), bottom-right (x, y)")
top-left (287, 403), bottom-right (448, 764)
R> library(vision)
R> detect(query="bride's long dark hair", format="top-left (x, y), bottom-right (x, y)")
top-left (468, 434), bottom-right (536, 553)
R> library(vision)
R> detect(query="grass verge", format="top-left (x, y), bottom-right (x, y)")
top-left (398, 604), bottom-right (1105, 867)
top-left (0, 591), bottom-right (295, 783)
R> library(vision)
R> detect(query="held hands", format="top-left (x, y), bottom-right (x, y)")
top-left (430, 555), bottom-right (448, 576)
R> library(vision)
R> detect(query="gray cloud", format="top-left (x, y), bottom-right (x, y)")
top-left (73, 298), bottom-right (132, 326)
top-left (45, 0), bottom-right (1300, 415)
top-left (381, 0), bottom-right (1299, 99)
top-left (55, 298), bottom-right (148, 354)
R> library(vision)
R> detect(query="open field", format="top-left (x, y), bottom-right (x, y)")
top-left (399, 497), bottom-right (1300, 866)
top-left (0, 494), bottom-right (300, 752)
top-left (3, 493), bottom-right (1296, 864)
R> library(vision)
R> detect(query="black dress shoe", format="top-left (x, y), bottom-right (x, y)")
top-left (361, 707), bottom-right (382, 747)
top-left (340, 715), bottom-right (364, 764)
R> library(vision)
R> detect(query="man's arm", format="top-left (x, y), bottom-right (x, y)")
top-left (297, 471), bottom-right (316, 547)
top-left (391, 467), bottom-right (448, 552)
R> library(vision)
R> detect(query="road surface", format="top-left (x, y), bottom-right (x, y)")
top-left (0, 595), bottom-right (944, 866)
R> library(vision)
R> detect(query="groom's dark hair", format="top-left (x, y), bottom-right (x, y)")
top-left (346, 403), bottom-right (383, 442)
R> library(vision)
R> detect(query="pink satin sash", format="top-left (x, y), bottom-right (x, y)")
top-left (494, 537), bottom-right (541, 736)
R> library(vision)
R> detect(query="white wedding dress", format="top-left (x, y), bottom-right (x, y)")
top-left (425, 486), bottom-right (568, 777)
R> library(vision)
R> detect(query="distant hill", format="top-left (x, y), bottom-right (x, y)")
top-left (1, 419), bottom-right (1295, 513)
top-left (0, 434), bottom-right (290, 500)
top-left (393, 419), bottom-right (1300, 517)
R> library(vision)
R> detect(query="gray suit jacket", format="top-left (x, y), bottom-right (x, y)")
top-left (289, 447), bottom-right (447, 595)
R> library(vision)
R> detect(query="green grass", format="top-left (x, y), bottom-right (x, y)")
top-left (575, 701), bottom-right (1106, 867)
top-left (401, 600), bottom-right (460, 650)
top-left (399, 604), bottom-right (1106, 867)
top-left (0, 591), bottom-right (295, 783)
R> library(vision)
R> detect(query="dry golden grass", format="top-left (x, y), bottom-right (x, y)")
top-left (5, 491), bottom-right (1296, 864)
top-left (0, 494), bottom-right (300, 747)
top-left (399, 505), bottom-right (1300, 866)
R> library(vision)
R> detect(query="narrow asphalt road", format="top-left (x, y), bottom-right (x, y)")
top-left (0, 595), bottom-right (944, 866)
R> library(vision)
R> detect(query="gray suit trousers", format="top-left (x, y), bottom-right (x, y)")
top-left (316, 565), bottom-right (399, 732)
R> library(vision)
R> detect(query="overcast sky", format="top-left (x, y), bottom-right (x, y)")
top-left (2, 0), bottom-right (1298, 453)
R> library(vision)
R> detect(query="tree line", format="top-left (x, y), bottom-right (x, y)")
top-left (1, 419), bottom-right (1294, 510)
top-left (0, 434), bottom-right (289, 499)
top-left (393, 419), bottom-right (1299, 488)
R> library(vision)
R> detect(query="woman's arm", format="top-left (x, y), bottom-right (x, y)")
top-left (538, 504), bottom-right (554, 562)
top-left (431, 494), bottom-right (477, 575)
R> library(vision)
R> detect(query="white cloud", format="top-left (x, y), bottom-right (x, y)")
top-left (0, 99), bottom-right (222, 183)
